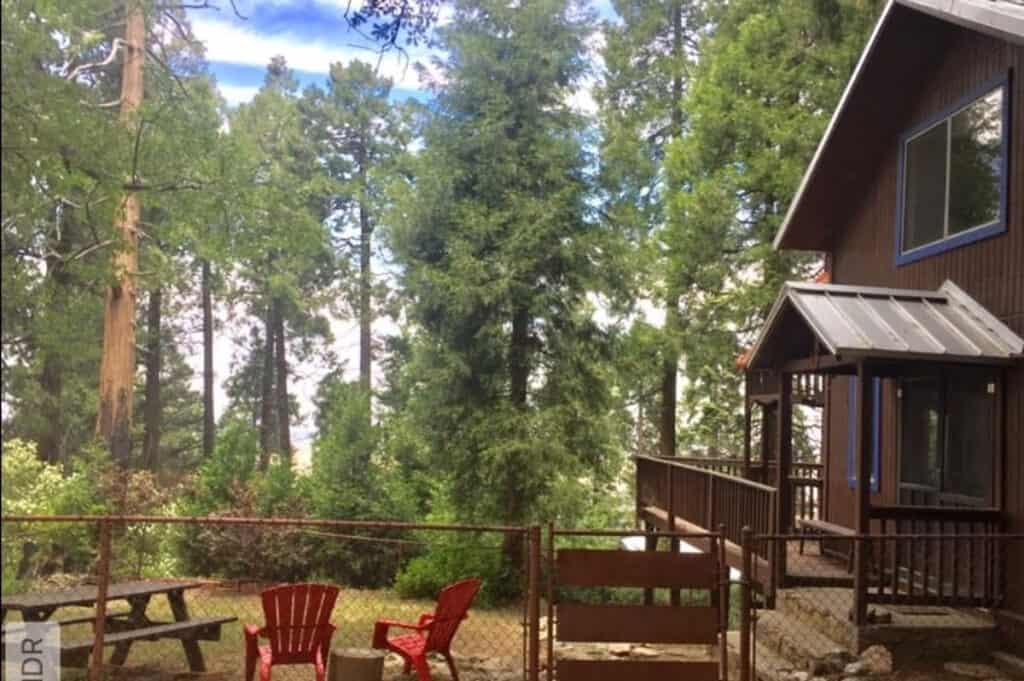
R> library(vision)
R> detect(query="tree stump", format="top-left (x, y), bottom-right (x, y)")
top-left (328, 647), bottom-right (386, 681)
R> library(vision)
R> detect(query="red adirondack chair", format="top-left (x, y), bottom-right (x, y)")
top-left (244, 583), bottom-right (340, 681)
top-left (372, 578), bottom-right (481, 681)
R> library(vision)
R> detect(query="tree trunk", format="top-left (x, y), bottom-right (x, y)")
top-left (659, 291), bottom-right (680, 458)
top-left (141, 286), bottom-right (163, 470)
top-left (358, 146), bottom-right (373, 401)
top-left (658, 0), bottom-right (685, 461)
top-left (38, 213), bottom-right (76, 466)
top-left (258, 303), bottom-right (275, 469)
top-left (273, 298), bottom-right (291, 462)
top-left (201, 259), bottom-right (215, 458)
top-left (38, 354), bottom-right (65, 465)
top-left (96, 4), bottom-right (145, 467)
top-left (509, 305), bottom-right (530, 408)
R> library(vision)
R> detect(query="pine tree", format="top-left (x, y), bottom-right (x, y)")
top-left (229, 57), bottom-right (336, 466)
top-left (389, 0), bottom-right (627, 553)
top-left (664, 0), bottom-right (881, 454)
top-left (301, 61), bottom-right (411, 407)
top-left (597, 0), bottom-right (705, 459)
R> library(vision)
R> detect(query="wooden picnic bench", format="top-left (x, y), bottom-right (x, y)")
top-left (1, 580), bottom-right (237, 672)
top-left (795, 517), bottom-right (855, 572)
top-left (60, 616), bottom-right (236, 668)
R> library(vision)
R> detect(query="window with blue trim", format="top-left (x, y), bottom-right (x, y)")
top-left (847, 377), bottom-right (880, 492)
top-left (896, 80), bottom-right (1009, 266)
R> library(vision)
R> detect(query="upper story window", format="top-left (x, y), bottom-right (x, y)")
top-left (896, 81), bottom-right (1008, 266)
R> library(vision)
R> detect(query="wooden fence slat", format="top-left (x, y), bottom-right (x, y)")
top-left (557, 605), bottom-right (718, 644)
top-left (556, 660), bottom-right (719, 681)
top-left (557, 549), bottom-right (716, 589)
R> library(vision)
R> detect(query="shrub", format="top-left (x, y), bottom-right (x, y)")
top-left (1, 439), bottom-right (110, 581)
top-left (394, 532), bottom-right (521, 608)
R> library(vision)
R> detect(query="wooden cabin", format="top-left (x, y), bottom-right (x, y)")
top-left (636, 0), bottom-right (1024, 658)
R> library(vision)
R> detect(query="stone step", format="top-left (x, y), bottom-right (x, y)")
top-left (776, 588), bottom-right (857, 650)
top-left (992, 651), bottom-right (1024, 679)
top-left (726, 630), bottom-right (797, 681)
top-left (755, 609), bottom-right (856, 671)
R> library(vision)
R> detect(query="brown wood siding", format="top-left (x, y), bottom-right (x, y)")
top-left (820, 26), bottom-right (1024, 618)
top-left (824, 377), bottom-right (898, 532)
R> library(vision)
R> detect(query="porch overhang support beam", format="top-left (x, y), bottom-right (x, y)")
top-left (853, 360), bottom-right (873, 626)
top-left (773, 371), bottom-right (793, 591)
top-left (743, 396), bottom-right (753, 479)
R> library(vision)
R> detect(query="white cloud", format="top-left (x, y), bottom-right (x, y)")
top-left (192, 14), bottom-right (435, 90)
top-left (218, 83), bottom-right (260, 105)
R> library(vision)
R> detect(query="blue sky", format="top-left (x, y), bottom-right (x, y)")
top-left (188, 0), bottom-right (616, 106)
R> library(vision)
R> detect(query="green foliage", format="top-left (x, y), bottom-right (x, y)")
top-left (393, 494), bottom-right (520, 607)
top-left (176, 418), bottom-right (321, 581)
top-left (1, 439), bottom-right (110, 583)
top-left (395, 536), bottom-right (516, 608)
top-left (386, 0), bottom-right (629, 541)
top-left (189, 419), bottom-right (261, 512)
top-left (661, 0), bottom-right (882, 455)
top-left (0, 0), bottom-right (891, 602)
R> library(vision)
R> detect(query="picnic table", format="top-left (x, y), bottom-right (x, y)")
top-left (1, 580), bottom-right (236, 671)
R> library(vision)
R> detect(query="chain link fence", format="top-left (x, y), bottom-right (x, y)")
top-left (2, 516), bottom-right (533, 681)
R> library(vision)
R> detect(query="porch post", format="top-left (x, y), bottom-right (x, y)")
top-left (773, 372), bottom-right (793, 588)
top-left (853, 361), bottom-right (873, 626)
top-left (743, 391), bottom-right (753, 480)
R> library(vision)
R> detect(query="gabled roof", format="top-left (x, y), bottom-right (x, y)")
top-left (774, 0), bottom-right (1024, 252)
top-left (746, 280), bottom-right (1024, 370)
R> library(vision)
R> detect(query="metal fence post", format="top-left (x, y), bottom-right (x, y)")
top-left (527, 525), bottom-right (541, 681)
top-left (740, 526), bottom-right (753, 681)
top-left (90, 519), bottom-right (112, 681)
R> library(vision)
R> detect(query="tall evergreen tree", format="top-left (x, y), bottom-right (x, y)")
top-left (301, 61), bottom-right (410, 406)
top-left (229, 57), bottom-right (336, 466)
top-left (664, 0), bottom-right (881, 453)
top-left (597, 0), bottom-right (705, 459)
top-left (389, 0), bottom-right (627, 556)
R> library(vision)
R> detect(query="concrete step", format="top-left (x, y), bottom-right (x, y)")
top-left (993, 651), bottom-right (1024, 679)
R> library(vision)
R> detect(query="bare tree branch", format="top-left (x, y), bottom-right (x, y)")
top-left (65, 39), bottom-right (125, 81)
top-left (161, 0), bottom-right (247, 19)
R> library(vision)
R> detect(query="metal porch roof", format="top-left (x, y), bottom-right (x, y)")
top-left (747, 280), bottom-right (1024, 368)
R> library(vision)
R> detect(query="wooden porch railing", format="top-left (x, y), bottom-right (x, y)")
top-left (865, 505), bottom-right (1006, 607)
top-left (670, 456), bottom-right (823, 523)
top-left (674, 457), bottom-right (822, 481)
top-left (747, 371), bottom-right (825, 405)
top-left (636, 455), bottom-right (777, 561)
top-left (791, 477), bottom-right (823, 522)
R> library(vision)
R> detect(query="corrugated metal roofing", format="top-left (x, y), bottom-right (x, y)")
top-left (747, 280), bottom-right (1024, 367)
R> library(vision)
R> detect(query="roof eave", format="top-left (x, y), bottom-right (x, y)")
top-left (772, 0), bottom-right (1024, 253)
top-left (772, 0), bottom-right (897, 252)
top-left (900, 0), bottom-right (1024, 46)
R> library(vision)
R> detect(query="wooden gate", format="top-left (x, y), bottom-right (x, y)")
top-left (546, 529), bottom-right (731, 681)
